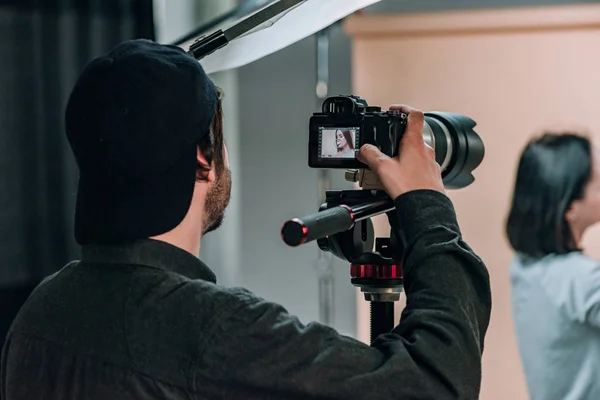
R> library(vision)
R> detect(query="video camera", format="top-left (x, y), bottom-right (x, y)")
top-left (281, 95), bottom-right (485, 342)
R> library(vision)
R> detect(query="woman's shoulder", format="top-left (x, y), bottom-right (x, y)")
top-left (512, 251), bottom-right (596, 267)
top-left (533, 252), bottom-right (600, 292)
top-left (546, 253), bottom-right (600, 325)
top-left (511, 251), bottom-right (600, 283)
top-left (512, 252), bottom-right (600, 324)
top-left (550, 252), bottom-right (599, 271)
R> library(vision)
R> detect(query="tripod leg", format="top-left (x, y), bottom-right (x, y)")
top-left (370, 301), bottom-right (395, 344)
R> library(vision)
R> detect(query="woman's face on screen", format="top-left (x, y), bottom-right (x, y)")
top-left (335, 130), bottom-right (347, 150)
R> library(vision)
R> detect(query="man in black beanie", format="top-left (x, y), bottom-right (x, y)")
top-left (1, 39), bottom-right (491, 399)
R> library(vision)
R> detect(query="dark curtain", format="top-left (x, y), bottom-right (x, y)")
top-left (0, 0), bottom-right (155, 338)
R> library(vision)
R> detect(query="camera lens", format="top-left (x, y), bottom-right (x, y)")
top-left (423, 113), bottom-right (485, 189)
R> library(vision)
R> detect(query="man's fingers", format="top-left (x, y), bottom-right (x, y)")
top-left (404, 111), bottom-right (426, 147)
top-left (388, 104), bottom-right (415, 115)
top-left (389, 104), bottom-right (425, 147)
top-left (358, 144), bottom-right (390, 172)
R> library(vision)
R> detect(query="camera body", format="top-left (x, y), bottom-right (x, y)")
top-left (308, 95), bottom-right (485, 190)
top-left (308, 95), bottom-right (407, 169)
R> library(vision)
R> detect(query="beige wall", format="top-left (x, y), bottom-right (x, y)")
top-left (345, 4), bottom-right (600, 399)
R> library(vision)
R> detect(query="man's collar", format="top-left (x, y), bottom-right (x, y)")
top-left (80, 239), bottom-right (217, 283)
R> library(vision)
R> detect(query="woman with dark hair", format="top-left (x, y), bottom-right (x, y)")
top-left (506, 132), bottom-right (600, 400)
top-left (335, 129), bottom-right (355, 157)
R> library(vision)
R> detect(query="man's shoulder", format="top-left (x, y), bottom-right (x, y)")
top-left (138, 278), bottom-right (271, 324)
top-left (177, 283), bottom-right (270, 316)
top-left (177, 283), bottom-right (298, 335)
top-left (214, 286), bottom-right (264, 305)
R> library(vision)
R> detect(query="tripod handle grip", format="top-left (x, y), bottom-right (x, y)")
top-left (281, 206), bottom-right (355, 247)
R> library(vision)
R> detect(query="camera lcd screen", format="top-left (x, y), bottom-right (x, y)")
top-left (318, 127), bottom-right (360, 159)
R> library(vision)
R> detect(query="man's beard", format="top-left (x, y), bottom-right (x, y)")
top-left (202, 168), bottom-right (232, 235)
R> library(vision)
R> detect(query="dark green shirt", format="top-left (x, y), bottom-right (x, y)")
top-left (1, 190), bottom-right (491, 399)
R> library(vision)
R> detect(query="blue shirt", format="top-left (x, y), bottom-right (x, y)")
top-left (511, 252), bottom-right (600, 400)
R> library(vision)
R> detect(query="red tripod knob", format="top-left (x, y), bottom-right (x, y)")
top-left (350, 264), bottom-right (403, 280)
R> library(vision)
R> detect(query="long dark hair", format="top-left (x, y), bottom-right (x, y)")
top-left (505, 132), bottom-right (592, 259)
top-left (337, 129), bottom-right (354, 151)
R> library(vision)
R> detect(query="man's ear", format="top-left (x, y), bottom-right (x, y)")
top-left (196, 147), bottom-right (216, 183)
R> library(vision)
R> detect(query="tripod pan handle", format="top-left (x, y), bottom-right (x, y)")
top-left (281, 205), bottom-right (355, 247)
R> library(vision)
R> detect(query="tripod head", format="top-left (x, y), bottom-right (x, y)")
top-left (282, 170), bottom-right (403, 302)
top-left (281, 170), bottom-right (402, 341)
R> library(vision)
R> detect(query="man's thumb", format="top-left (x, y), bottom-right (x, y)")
top-left (358, 144), bottom-right (388, 170)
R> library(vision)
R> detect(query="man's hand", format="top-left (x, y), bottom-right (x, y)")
top-left (357, 105), bottom-right (445, 199)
